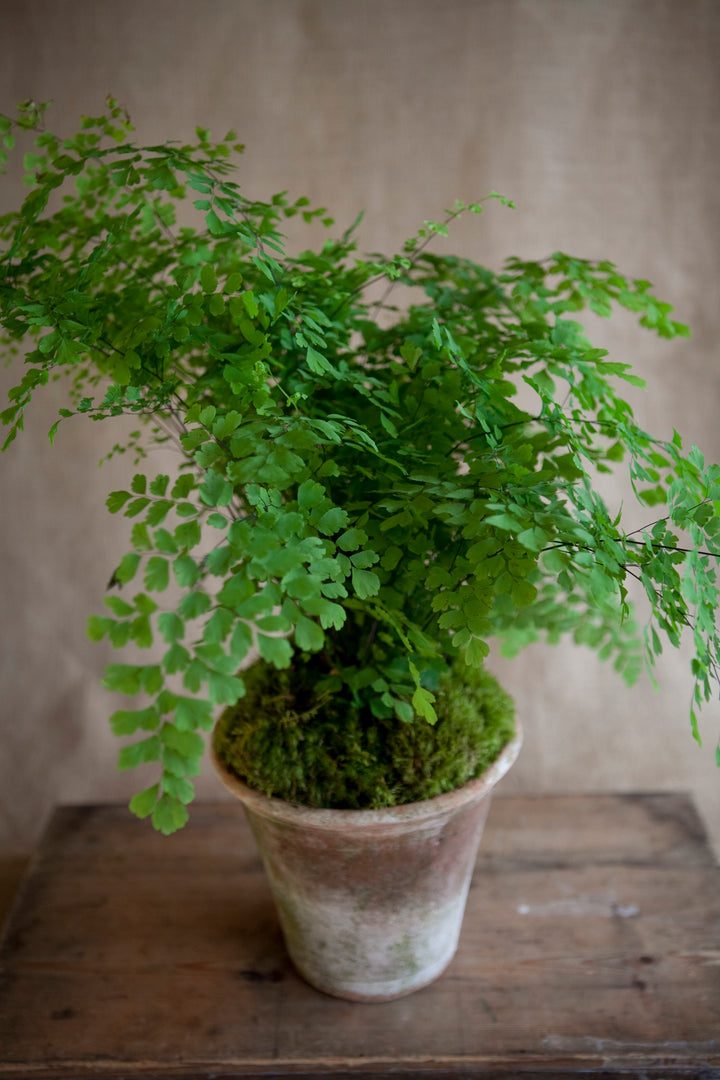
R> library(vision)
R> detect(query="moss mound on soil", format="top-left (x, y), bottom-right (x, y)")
top-left (213, 659), bottom-right (515, 809)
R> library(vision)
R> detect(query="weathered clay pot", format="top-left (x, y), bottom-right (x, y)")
top-left (211, 725), bottom-right (522, 1002)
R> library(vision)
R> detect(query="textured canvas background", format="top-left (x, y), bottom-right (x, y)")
top-left (1, 0), bottom-right (718, 857)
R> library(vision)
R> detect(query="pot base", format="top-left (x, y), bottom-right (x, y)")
top-left (294, 952), bottom-right (455, 1003)
top-left (276, 882), bottom-right (470, 1001)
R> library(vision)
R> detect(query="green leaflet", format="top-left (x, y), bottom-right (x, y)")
top-left (257, 633), bottom-right (293, 668)
top-left (174, 554), bottom-right (200, 588)
top-left (112, 552), bottom-right (141, 585)
top-left (109, 707), bottom-right (159, 735)
top-left (199, 470), bottom-right (234, 507)
top-left (352, 568), bottom-right (380, 599)
top-left (144, 556), bottom-right (170, 592)
top-left (151, 795), bottom-right (189, 835)
top-left (129, 784), bottom-right (160, 820)
top-left (174, 696), bottom-right (214, 732)
top-left (117, 735), bottom-right (162, 770)
top-left (294, 614), bottom-right (324, 652)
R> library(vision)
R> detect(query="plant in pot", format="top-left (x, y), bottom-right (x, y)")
top-left (1, 99), bottom-right (719, 1000)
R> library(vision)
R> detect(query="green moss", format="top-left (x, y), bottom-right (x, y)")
top-left (213, 659), bottom-right (515, 809)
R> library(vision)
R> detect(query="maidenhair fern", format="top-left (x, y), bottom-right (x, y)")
top-left (1, 98), bottom-right (718, 833)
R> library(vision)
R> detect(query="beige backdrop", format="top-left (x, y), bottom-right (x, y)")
top-left (1, 0), bottom-right (719, 857)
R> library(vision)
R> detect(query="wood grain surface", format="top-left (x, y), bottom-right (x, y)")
top-left (0, 860), bottom-right (27, 935)
top-left (0, 794), bottom-right (718, 1078)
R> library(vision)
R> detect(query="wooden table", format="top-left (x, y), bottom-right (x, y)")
top-left (0, 794), bottom-right (718, 1078)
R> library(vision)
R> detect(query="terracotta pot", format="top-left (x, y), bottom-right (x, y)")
top-left (211, 725), bottom-right (522, 1002)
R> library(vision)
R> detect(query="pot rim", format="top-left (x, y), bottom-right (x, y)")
top-left (211, 722), bottom-right (522, 829)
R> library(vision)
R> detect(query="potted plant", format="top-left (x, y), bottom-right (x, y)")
top-left (1, 99), bottom-right (719, 999)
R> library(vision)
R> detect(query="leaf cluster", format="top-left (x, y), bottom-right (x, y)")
top-left (2, 99), bottom-right (719, 832)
